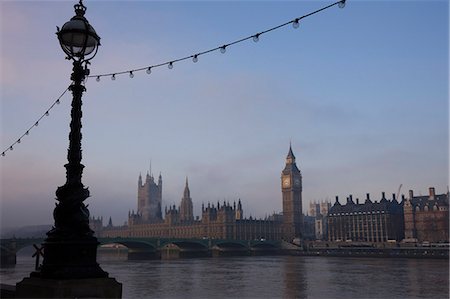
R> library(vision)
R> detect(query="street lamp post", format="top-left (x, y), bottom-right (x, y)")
top-left (15, 0), bottom-right (122, 298)
top-left (16, 2), bottom-right (121, 298)
top-left (35, 0), bottom-right (106, 279)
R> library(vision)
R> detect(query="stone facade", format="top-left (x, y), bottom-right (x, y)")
top-left (179, 177), bottom-right (194, 223)
top-left (403, 187), bottom-right (449, 243)
top-left (102, 199), bottom-right (283, 241)
top-left (281, 145), bottom-right (303, 240)
top-left (135, 172), bottom-right (163, 223)
top-left (309, 201), bottom-right (331, 240)
top-left (98, 145), bottom-right (303, 242)
top-left (327, 193), bottom-right (405, 242)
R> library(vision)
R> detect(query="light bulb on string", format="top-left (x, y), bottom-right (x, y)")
top-left (129, 71), bottom-right (134, 78)
top-left (1, 152), bottom-right (5, 157)
top-left (35, 121), bottom-right (39, 127)
top-left (96, 76), bottom-right (100, 82)
top-left (84, 2), bottom-right (345, 82)
top-left (45, 111), bottom-right (49, 116)
top-left (17, 139), bottom-right (21, 144)
top-left (146, 67), bottom-right (152, 74)
top-left (25, 131), bottom-right (29, 136)
top-left (9, 146), bottom-right (13, 151)
top-left (111, 74), bottom-right (116, 80)
top-left (56, 99), bottom-right (60, 105)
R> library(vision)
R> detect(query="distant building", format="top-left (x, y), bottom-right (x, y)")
top-left (404, 187), bottom-right (449, 243)
top-left (309, 201), bottom-right (332, 240)
top-left (303, 215), bottom-right (315, 240)
top-left (98, 145), bottom-right (304, 242)
top-left (281, 144), bottom-right (303, 240)
top-left (89, 216), bottom-right (103, 237)
top-left (327, 193), bottom-right (404, 242)
top-left (134, 172), bottom-right (163, 223)
top-left (179, 177), bottom-right (194, 223)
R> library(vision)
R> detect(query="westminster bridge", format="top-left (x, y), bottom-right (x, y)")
top-left (0, 237), bottom-right (281, 266)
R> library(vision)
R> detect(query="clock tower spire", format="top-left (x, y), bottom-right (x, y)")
top-left (281, 143), bottom-right (303, 241)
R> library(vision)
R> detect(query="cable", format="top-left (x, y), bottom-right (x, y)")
top-left (1, 86), bottom-right (71, 158)
top-left (2, 0), bottom-right (346, 157)
top-left (90, 0), bottom-right (346, 81)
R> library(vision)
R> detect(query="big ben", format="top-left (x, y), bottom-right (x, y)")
top-left (281, 144), bottom-right (303, 241)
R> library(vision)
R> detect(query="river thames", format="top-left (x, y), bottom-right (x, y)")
top-left (2, 253), bottom-right (448, 298)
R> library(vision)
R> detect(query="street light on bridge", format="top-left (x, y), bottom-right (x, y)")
top-left (16, 1), bottom-right (121, 297)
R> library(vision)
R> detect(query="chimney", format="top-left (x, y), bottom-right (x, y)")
top-left (401, 194), bottom-right (405, 201)
top-left (356, 198), bottom-right (359, 205)
top-left (382, 192), bottom-right (386, 199)
top-left (409, 190), bottom-right (414, 199)
top-left (429, 187), bottom-right (435, 200)
top-left (349, 195), bottom-right (353, 203)
top-left (366, 193), bottom-right (370, 200)
top-left (392, 193), bottom-right (396, 201)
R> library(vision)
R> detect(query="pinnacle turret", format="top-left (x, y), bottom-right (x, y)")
top-left (286, 143), bottom-right (296, 164)
top-left (183, 176), bottom-right (190, 198)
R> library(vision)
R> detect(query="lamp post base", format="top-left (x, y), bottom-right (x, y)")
top-left (38, 236), bottom-right (107, 279)
top-left (15, 277), bottom-right (122, 298)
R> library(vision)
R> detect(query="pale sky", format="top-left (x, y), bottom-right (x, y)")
top-left (1, 0), bottom-right (448, 229)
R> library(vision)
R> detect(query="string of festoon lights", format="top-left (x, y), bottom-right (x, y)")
top-left (89, 0), bottom-right (346, 81)
top-left (1, 85), bottom-right (71, 157)
top-left (2, 0), bottom-right (345, 157)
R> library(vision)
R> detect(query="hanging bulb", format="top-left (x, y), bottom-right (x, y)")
top-left (45, 111), bottom-right (49, 116)
top-left (56, 99), bottom-right (60, 105)
top-left (192, 55), bottom-right (198, 63)
top-left (17, 139), bottom-right (21, 144)
top-left (292, 19), bottom-right (300, 29)
top-left (168, 62), bottom-right (173, 69)
top-left (25, 131), bottom-right (29, 136)
top-left (111, 74), bottom-right (116, 80)
top-left (35, 121), bottom-right (39, 127)
top-left (96, 76), bottom-right (100, 82)
top-left (9, 146), bottom-right (13, 151)
top-left (220, 46), bottom-right (227, 54)
top-left (338, 0), bottom-right (345, 8)
top-left (129, 71), bottom-right (134, 78)
top-left (1, 152), bottom-right (5, 157)
top-left (146, 67), bottom-right (152, 74)
top-left (253, 34), bottom-right (260, 43)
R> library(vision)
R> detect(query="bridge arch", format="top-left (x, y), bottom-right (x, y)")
top-left (98, 238), bottom-right (158, 260)
top-left (250, 241), bottom-right (279, 255)
top-left (159, 240), bottom-right (209, 259)
top-left (211, 241), bottom-right (250, 257)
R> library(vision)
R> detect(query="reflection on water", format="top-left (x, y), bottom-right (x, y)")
top-left (283, 256), bottom-right (307, 299)
top-left (1, 253), bottom-right (448, 299)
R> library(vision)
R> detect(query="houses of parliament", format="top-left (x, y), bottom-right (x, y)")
top-left (95, 145), bottom-right (303, 241)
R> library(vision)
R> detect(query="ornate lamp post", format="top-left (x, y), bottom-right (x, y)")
top-left (16, 2), bottom-right (121, 297)
top-left (38, 0), bottom-right (105, 279)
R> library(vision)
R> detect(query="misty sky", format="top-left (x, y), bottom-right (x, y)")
top-left (1, 1), bottom-right (448, 229)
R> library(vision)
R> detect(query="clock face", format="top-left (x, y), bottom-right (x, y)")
top-left (294, 178), bottom-right (301, 186)
top-left (283, 176), bottom-right (291, 187)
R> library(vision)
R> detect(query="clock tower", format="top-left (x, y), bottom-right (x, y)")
top-left (281, 144), bottom-right (303, 241)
